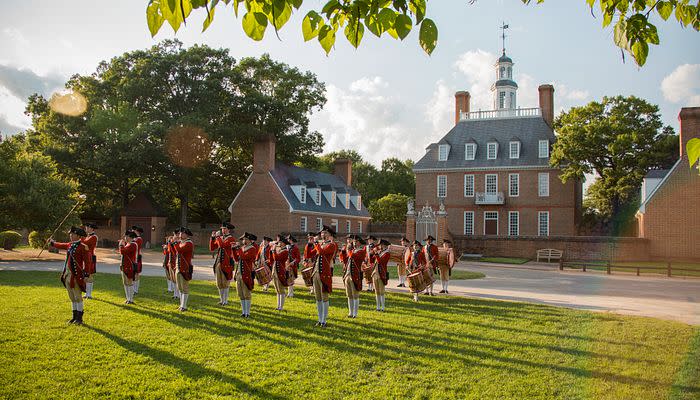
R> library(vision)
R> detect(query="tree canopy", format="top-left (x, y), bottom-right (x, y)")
top-left (145, 0), bottom-right (698, 66)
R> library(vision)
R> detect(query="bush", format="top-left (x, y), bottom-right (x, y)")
top-left (0, 231), bottom-right (23, 250)
top-left (28, 231), bottom-right (49, 249)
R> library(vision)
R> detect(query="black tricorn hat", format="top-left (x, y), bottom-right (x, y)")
top-left (262, 236), bottom-right (273, 242)
top-left (240, 232), bottom-right (256, 241)
top-left (125, 230), bottom-right (138, 238)
top-left (306, 232), bottom-right (315, 237)
top-left (442, 239), bottom-right (452, 245)
top-left (277, 238), bottom-right (290, 246)
top-left (320, 225), bottom-right (336, 237)
top-left (353, 236), bottom-right (366, 245)
top-left (84, 222), bottom-right (98, 229)
top-left (412, 240), bottom-right (422, 246)
top-left (424, 235), bottom-right (435, 241)
top-left (131, 225), bottom-right (144, 233)
top-left (366, 235), bottom-right (378, 241)
top-left (379, 239), bottom-right (391, 246)
top-left (173, 227), bottom-right (181, 234)
top-left (400, 236), bottom-right (409, 242)
top-left (221, 222), bottom-right (235, 230)
top-left (180, 227), bottom-right (193, 236)
top-left (286, 235), bottom-right (297, 243)
top-left (69, 226), bottom-right (87, 237)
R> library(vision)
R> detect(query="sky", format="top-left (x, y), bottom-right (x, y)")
top-left (0, 0), bottom-right (698, 166)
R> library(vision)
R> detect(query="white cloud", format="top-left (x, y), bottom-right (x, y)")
top-left (454, 49), bottom-right (495, 111)
top-left (424, 79), bottom-right (453, 140)
top-left (0, 87), bottom-right (31, 134)
top-left (661, 64), bottom-right (700, 106)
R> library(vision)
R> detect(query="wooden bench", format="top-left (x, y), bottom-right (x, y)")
top-left (536, 248), bottom-right (563, 263)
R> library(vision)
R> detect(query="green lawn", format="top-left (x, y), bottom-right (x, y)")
top-left (477, 257), bottom-right (531, 265)
top-left (563, 261), bottom-right (700, 277)
top-left (1, 271), bottom-right (698, 399)
top-left (330, 264), bottom-right (485, 280)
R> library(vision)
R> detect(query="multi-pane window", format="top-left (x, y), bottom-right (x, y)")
top-left (508, 211), bottom-right (519, 236)
top-left (438, 144), bottom-right (449, 161)
top-left (464, 211), bottom-right (474, 235)
top-left (356, 196), bottom-right (362, 210)
top-left (316, 217), bottom-right (322, 232)
top-left (464, 174), bottom-right (475, 197)
top-left (437, 175), bottom-right (447, 198)
top-left (331, 219), bottom-right (338, 233)
top-left (539, 140), bottom-right (549, 158)
top-left (331, 192), bottom-right (336, 207)
top-left (485, 174), bottom-right (498, 194)
top-left (357, 221), bottom-right (363, 233)
top-left (315, 189), bottom-right (321, 205)
top-left (538, 173), bottom-right (549, 197)
top-left (487, 142), bottom-right (498, 160)
top-left (509, 173), bottom-right (519, 197)
top-left (300, 186), bottom-right (306, 203)
top-left (300, 217), bottom-right (307, 232)
top-left (346, 220), bottom-right (351, 233)
top-left (498, 91), bottom-right (505, 108)
top-left (345, 193), bottom-right (350, 209)
top-left (510, 92), bottom-right (516, 108)
top-left (509, 141), bottom-right (520, 159)
top-left (538, 211), bottom-right (550, 236)
top-left (465, 143), bottom-right (476, 160)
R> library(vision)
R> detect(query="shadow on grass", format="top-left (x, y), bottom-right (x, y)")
top-left (85, 325), bottom-right (290, 400)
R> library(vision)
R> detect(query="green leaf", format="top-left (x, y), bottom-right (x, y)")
top-left (318, 25), bottom-right (336, 55)
top-left (290, 0), bottom-right (303, 9)
top-left (365, 13), bottom-right (383, 37)
top-left (656, 1), bottom-right (673, 20)
top-left (270, 0), bottom-right (292, 30)
top-left (242, 11), bottom-right (268, 41)
top-left (409, 0), bottom-right (426, 23)
top-left (377, 8), bottom-right (397, 31)
top-left (344, 19), bottom-right (364, 48)
top-left (202, 1), bottom-right (216, 32)
top-left (613, 18), bottom-right (629, 49)
top-left (302, 11), bottom-right (323, 41)
top-left (160, 0), bottom-right (183, 32)
top-left (602, 9), bottom-right (613, 27)
top-left (631, 40), bottom-right (648, 66)
top-left (687, 138), bottom-right (700, 170)
top-left (146, 1), bottom-right (165, 37)
top-left (419, 18), bottom-right (437, 55)
top-left (394, 13), bottom-right (412, 40)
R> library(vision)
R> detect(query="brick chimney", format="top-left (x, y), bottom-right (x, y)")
top-left (538, 84), bottom-right (555, 128)
top-left (455, 91), bottom-right (470, 125)
top-left (253, 134), bottom-right (276, 173)
top-left (679, 107), bottom-right (700, 159)
top-left (334, 158), bottom-right (352, 186)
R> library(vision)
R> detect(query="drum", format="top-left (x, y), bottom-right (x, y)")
top-left (407, 271), bottom-right (426, 293)
top-left (388, 245), bottom-right (406, 263)
top-left (420, 267), bottom-right (435, 284)
top-left (437, 248), bottom-right (453, 268)
top-left (254, 266), bottom-right (272, 286)
top-left (301, 267), bottom-right (314, 287)
top-left (362, 264), bottom-right (374, 282)
top-left (286, 271), bottom-right (296, 286)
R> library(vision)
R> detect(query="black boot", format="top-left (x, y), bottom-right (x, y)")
top-left (68, 310), bottom-right (77, 324)
top-left (75, 311), bottom-right (84, 325)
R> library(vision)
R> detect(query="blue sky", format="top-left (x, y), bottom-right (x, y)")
top-left (0, 0), bottom-right (698, 165)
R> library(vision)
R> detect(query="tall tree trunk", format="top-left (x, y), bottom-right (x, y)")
top-left (180, 192), bottom-right (188, 226)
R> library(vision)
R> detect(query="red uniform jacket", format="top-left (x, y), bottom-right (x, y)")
top-left (232, 244), bottom-right (258, 290)
top-left (288, 245), bottom-right (301, 277)
top-left (172, 239), bottom-right (194, 281)
top-left (119, 241), bottom-right (138, 280)
top-left (314, 241), bottom-right (338, 293)
top-left (133, 236), bottom-right (143, 273)
top-left (53, 240), bottom-right (87, 291)
top-left (424, 243), bottom-right (439, 272)
top-left (405, 250), bottom-right (427, 272)
top-left (271, 248), bottom-right (290, 286)
top-left (376, 249), bottom-right (391, 285)
top-left (210, 235), bottom-right (236, 280)
top-left (255, 244), bottom-right (272, 269)
top-left (340, 246), bottom-right (365, 291)
top-left (81, 233), bottom-right (98, 275)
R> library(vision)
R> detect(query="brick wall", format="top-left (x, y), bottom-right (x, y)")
top-left (230, 173), bottom-right (291, 238)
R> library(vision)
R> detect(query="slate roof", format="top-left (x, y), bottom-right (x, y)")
top-left (270, 162), bottom-right (370, 217)
top-left (644, 169), bottom-right (670, 179)
top-left (494, 79), bottom-right (518, 88)
top-left (414, 116), bottom-right (556, 171)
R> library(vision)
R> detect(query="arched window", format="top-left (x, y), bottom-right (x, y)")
top-left (500, 66), bottom-right (505, 79)
top-left (507, 67), bottom-right (512, 78)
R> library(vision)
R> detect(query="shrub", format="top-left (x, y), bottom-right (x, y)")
top-left (28, 231), bottom-right (49, 249)
top-left (0, 231), bottom-right (23, 250)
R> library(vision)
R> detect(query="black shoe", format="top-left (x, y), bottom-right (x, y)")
top-left (74, 311), bottom-right (84, 325)
top-left (68, 310), bottom-right (77, 324)
top-left (321, 322), bottom-right (327, 328)
top-left (347, 314), bottom-right (352, 318)
top-left (439, 290), bottom-right (446, 294)
top-left (314, 321), bottom-right (321, 327)
top-left (445, 290), bottom-right (449, 294)
top-left (241, 313), bottom-right (245, 317)
top-left (244, 314), bottom-right (250, 318)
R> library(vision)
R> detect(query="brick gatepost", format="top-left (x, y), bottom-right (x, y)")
top-left (406, 212), bottom-right (416, 242)
top-left (437, 204), bottom-right (448, 243)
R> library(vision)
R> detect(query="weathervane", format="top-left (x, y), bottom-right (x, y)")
top-left (500, 21), bottom-right (509, 55)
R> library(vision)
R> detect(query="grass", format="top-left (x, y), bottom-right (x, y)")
top-left (563, 261), bottom-right (700, 277)
top-left (330, 264), bottom-right (485, 280)
top-left (477, 257), bottom-right (531, 265)
top-left (1, 271), bottom-right (699, 399)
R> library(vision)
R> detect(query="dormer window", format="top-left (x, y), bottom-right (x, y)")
top-left (539, 140), bottom-right (549, 158)
top-left (314, 189), bottom-right (321, 205)
top-left (291, 183), bottom-right (307, 203)
top-left (465, 143), bottom-right (476, 160)
top-left (438, 144), bottom-right (450, 161)
top-left (487, 142), bottom-right (498, 160)
top-left (331, 191), bottom-right (336, 207)
top-left (356, 195), bottom-right (362, 210)
top-left (345, 193), bottom-right (350, 209)
top-left (509, 141), bottom-right (520, 159)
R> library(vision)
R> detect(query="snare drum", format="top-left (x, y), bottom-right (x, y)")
top-left (388, 245), bottom-right (405, 263)
top-left (420, 267), bottom-right (435, 284)
top-left (254, 266), bottom-right (272, 286)
top-left (362, 264), bottom-right (374, 282)
top-left (407, 271), bottom-right (426, 293)
top-left (301, 267), bottom-right (314, 287)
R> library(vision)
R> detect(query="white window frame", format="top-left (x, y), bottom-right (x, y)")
top-left (508, 211), bottom-right (519, 236)
top-left (357, 221), bottom-right (363, 233)
top-left (538, 172), bottom-right (550, 197)
top-left (498, 91), bottom-right (505, 108)
top-left (437, 175), bottom-right (447, 198)
top-left (314, 189), bottom-right (321, 205)
top-left (300, 186), bottom-right (307, 203)
top-left (463, 211), bottom-right (474, 235)
top-left (438, 144), bottom-right (449, 161)
top-left (300, 217), bottom-right (307, 232)
top-left (509, 141), bottom-right (520, 159)
top-left (346, 220), bottom-right (351, 233)
top-left (483, 211), bottom-right (499, 236)
top-left (509, 173), bottom-right (519, 197)
top-left (316, 217), bottom-right (322, 232)
top-left (487, 142), bottom-right (498, 160)
top-left (345, 193), bottom-right (349, 209)
top-left (538, 211), bottom-right (550, 236)
top-left (331, 219), bottom-right (338, 233)
top-left (331, 191), bottom-right (336, 207)
top-left (464, 174), bottom-right (475, 197)
top-left (485, 174), bottom-right (498, 195)
top-left (464, 143), bottom-right (476, 160)
top-left (539, 140), bottom-right (549, 158)
top-left (356, 195), bottom-right (362, 210)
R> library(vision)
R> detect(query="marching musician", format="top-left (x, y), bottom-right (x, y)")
top-left (81, 222), bottom-right (98, 299)
top-left (364, 235), bottom-right (378, 292)
top-left (271, 236), bottom-right (291, 311)
top-left (119, 230), bottom-right (138, 305)
top-left (171, 227), bottom-right (194, 312)
top-left (396, 236), bottom-right (410, 288)
top-left (312, 225), bottom-right (337, 327)
top-left (232, 232), bottom-right (258, 318)
top-left (210, 222), bottom-right (236, 306)
top-left (256, 236), bottom-right (273, 292)
top-left (286, 235), bottom-right (301, 298)
top-left (440, 239), bottom-right (455, 294)
top-left (339, 235), bottom-right (364, 318)
top-left (131, 225), bottom-right (144, 294)
top-left (423, 235), bottom-right (438, 296)
top-left (405, 240), bottom-right (427, 302)
top-left (164, 228), bottom-right (181, 300)
top-left (50, 226), bottom-right (89, 324)
top-left (304, 232), bottom-right (317, 294)
top-left (373, 239), bottom-right (391, 312)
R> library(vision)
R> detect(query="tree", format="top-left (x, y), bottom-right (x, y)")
top-left (0, 135), bottom-right (80, 231)
top-left (551, 96), bottom-right (678, 234)
top-left (368, 193), bottom-right (411, 223)
top-left (145, 0), bottom-right (698, 66)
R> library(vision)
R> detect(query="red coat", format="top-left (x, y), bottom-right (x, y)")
top-left (53, 240), bottom-right (87, 291)
top-left (232, 244), bottom-right (258, 290)
top-left (376, 249), bottom-right (391, 285)
top-left (424, 243), bottom-right (439, 272)
top-left (172, 239), bottom-right (194, 280)
top-left (340, 246), bottom-right (365, 291)
top-left (288, 244), bottom-right (301, 277)
top-left (405, 250), bottom-right (427, 272)
top-left (271, 248), bottom-right (290, 286)
top-left (119, 242), bottom-right (138, 279)
top-left (314, 241), bottom-right (337, 293)
top-left (256, 243), bottom-right (272, 269)
top-left (303, 242), bottom-right (317, 260)
top-left (210, 235), bottom-right (236, 280)
top-left (81, 233), bottom-right (98, 275)
top-left (133, 236), bottom-right (144, 273)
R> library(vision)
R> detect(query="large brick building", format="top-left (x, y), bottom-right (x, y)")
top-left (636, 107), bottom-right (700, 260)
top-left (228, 135), bottom-right (371, 237)
top-left (410, 51), bottom-right (581, 241)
